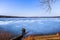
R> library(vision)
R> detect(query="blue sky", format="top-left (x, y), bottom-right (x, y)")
top-left (0, 0), bottom-right (60, 16)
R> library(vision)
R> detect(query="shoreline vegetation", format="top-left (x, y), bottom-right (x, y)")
top-left (0, 30), bottom-right (60, 40)
top-left (0, 15), bottom-right (60, 18)
top-left (0, 28), bottom-right (60, 40)
top-left (0, 31), bottom-right (60, 40)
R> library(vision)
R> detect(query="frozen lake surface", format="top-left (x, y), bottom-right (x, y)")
top-left (0, 18), bottom-right (60, 37)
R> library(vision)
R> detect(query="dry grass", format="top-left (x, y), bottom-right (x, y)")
top-left (22, 34), bottom-right (60, 40)
top-left (0, 31), bottom-right (11, 40)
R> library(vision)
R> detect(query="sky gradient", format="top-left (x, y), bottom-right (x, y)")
top-left (0, 0), bottom-right (60, 16)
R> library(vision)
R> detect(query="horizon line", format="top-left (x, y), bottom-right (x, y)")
top-left (0, 15), bottom-right (60, 18)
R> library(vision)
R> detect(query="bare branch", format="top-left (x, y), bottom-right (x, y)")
top-left (39, 0), bottom-right (56, 13)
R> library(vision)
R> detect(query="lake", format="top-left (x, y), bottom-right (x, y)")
top-left (0, 18), bottom-right (60, 37)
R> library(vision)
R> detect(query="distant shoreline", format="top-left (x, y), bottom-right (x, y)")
top-left (0, 15), bottom-right (60, 18)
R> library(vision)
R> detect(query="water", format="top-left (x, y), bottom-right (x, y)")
top-left (0, 18), bottom-right (60, 37)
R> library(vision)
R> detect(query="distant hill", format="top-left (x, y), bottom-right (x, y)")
top-left (0, 15), bottom-right (60, 18)
top-left (0, 15), bottom-right (22, 18)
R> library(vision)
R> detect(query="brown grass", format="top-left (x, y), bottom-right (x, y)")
top-left (22, 34), bottom-right (60, 40)
top-left (0, 31), bottom-right (12, 40)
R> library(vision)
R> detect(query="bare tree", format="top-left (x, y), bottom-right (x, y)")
top-left (39, 0), bottom-right (56, 13)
